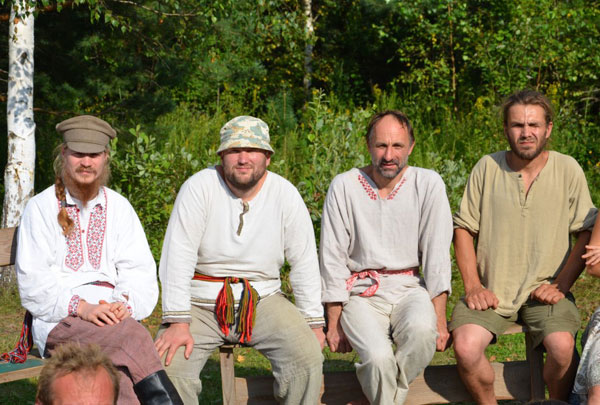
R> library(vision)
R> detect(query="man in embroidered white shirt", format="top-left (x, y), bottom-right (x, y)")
top-left (320, 110), bottom-right (453, 404)
top-left (155, 116), bottom-right (325, 405)
top-left (15, 115), bottom-right (182, 404)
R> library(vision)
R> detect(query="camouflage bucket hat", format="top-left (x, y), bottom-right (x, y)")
top-left (217, 116), bottom-right (274, 154)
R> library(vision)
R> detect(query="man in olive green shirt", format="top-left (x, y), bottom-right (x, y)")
top-left (450, 90), bottom-right (597, 404)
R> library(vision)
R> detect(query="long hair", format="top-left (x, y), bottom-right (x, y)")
top-left (53, 144), bottom-right (110, 236)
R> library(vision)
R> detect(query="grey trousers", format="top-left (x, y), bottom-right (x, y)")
top-left (45, 316), bottom-right (164, 405)
top-left (157, 293), bottom-right (323, 405)
top-left (340, 289), bottom-right (438, 405)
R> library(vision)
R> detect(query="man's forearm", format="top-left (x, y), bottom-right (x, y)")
top-left (453, 228), bottom-right (482, 292)
top-left (555, 230), bottom-right (591, 292)
top-left (325, 302), bottom-right (344, 328)
top-left (431, 292), bottom-right (448, 322)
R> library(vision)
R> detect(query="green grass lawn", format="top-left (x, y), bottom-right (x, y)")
top-left (0, 273), bottom-right (598, 404)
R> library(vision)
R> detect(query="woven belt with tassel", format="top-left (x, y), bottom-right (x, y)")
top-left (192, 273), bottom-right (259, 343)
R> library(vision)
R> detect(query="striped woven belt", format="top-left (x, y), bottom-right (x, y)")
top-left (346, 268), bottom-right (418, 297)
top-left (193, 273), bottom-right (258, 343)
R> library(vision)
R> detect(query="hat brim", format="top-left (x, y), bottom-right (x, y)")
top-left (217, 139), bottom-right (274, 154)
top-left (66, 141), bottom-right (107, 154)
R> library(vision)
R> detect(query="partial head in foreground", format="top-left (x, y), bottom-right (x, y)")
top-left (502, 90), bottom-right (554, 161)
top-left (365, 110), bottom-right (415, 181)
top-left (35, 343), bottom-right (119, 405)
top-left (217, 116), bottom-right (273, 196)
top-left (54, 115), bottom-right (116, 234)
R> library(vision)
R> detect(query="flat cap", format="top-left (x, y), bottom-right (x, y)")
top-left (56, 115), bottom-right (116, 154)
top-left (217, 116), bottom-right (274, 154)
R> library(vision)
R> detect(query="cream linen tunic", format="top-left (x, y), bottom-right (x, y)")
top-left (320, 167), bottom-right (453, 304)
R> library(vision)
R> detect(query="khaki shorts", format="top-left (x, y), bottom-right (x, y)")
top-left (449, 293), bottom-right (581, 349)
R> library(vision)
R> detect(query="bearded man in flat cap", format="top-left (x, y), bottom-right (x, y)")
top-left (155, 116), bottom-right (325, 404)
top-left (15, 115), bottom-right (182, 404)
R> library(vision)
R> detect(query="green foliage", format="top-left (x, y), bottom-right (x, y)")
top-left (110, 126), bottom-right (201, 258)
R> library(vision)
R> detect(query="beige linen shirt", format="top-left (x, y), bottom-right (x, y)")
top-left (454, 151), bottom-right (597, 316)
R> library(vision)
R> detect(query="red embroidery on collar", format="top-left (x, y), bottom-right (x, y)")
top-left (386, 177), bottom-right (406, 200)
top-left (59, 189), bottom-right (107, 271)
top-left (358, 174), bottom-right (378, 200)
top-left (358, 174), bottom-right (407, 201)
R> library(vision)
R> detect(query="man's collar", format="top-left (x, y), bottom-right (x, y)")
top-left (64, 186), bottom-right (105, 207)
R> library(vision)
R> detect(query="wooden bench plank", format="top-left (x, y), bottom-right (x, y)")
top-left (219, 322), bottom-right (546, 404)
top-left (229, 360), bottom-right (533, 405)
top-left (0, 353), bottom-right (43, 384)
top-left (0, 227), bottom-right (17, 267)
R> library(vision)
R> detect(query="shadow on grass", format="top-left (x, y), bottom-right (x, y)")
top-left (0, 378), bottom-right (37, 405)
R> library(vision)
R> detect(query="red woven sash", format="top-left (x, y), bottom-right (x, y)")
top-left (346, 267), bottom-right (418, 297)
top-left (0, 312), bottom-right (33, 364)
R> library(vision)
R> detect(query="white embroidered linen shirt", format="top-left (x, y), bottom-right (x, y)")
top-left (16, 185), bottom-right (158, 354)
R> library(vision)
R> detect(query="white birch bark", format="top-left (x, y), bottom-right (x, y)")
top-left (302, 0), bottom-right (314, 100)
top-left (2, 0), bottom-right (35, 230)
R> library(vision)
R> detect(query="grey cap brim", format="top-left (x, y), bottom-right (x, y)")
top-left (66, 140), bottom-right (108, 154)
top-left (63, 130), bottom-right (110, 153)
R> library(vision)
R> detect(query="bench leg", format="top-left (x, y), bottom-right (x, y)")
top-left (220, 346), bottom-right (236, 405)
top-left (525, 332), bottom-right (545, 400)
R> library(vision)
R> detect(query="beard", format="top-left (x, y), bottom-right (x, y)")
top-left (62, 164), bottom-right (110, 206)
top-left (223, 164), bottom-right (266, 191)
top-left (508, 134), bottom-right (548, 161)
top-left (373, 155), bottom-right (408, 179)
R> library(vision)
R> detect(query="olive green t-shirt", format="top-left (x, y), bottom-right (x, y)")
top-left (454, 151), bottom-right (597, 316)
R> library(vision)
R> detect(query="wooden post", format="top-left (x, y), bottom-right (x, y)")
top-left (220, 344), bottom-right (236, 405)
top-left (525, 331), bottom-right (546, 400)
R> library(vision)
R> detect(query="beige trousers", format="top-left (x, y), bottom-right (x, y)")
top-left (157, 293), bottom-right (323, 405)
top-left (340, 288), bottom-right (437, 405)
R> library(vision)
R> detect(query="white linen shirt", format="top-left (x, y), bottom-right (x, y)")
top-left (320, 167), bottom-right (453, 304)
top-left (16, 185), bottom-right (158, 354)
top-left (160, 167), bottom-right (324, 326)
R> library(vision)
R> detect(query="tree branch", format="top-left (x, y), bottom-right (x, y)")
top-left (108, 0), bottom-right (202, 17)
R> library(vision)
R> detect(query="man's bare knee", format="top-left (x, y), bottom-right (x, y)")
top-left (453, 324), bottom-right (492, 365)
top-left (543, 332), bottom-right (575, 364)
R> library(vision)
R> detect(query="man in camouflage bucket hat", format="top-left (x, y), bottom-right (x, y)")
top-left (217, 115), bottom-right (274, 153)
top-left (156, 116), bottom-right (325, 404)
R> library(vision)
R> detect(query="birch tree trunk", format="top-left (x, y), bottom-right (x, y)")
top-left (2, 1), bottom-right (35, 284)
top-left (302, 0), bottom-right (314, 101)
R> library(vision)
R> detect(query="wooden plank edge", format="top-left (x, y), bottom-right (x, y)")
top-left (230, 360), bottom-right (533, 405)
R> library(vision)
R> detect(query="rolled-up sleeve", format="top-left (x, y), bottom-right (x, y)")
top-left (453, 158), bottom-right (484, 234)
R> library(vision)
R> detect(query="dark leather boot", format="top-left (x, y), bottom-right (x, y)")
top-left (133, 370), bottom-right (184, 405)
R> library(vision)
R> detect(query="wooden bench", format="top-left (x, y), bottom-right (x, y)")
top-left (218, 322), bottom-right (545, 404)
top-left (0, 226), bottom-right (45, 384)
